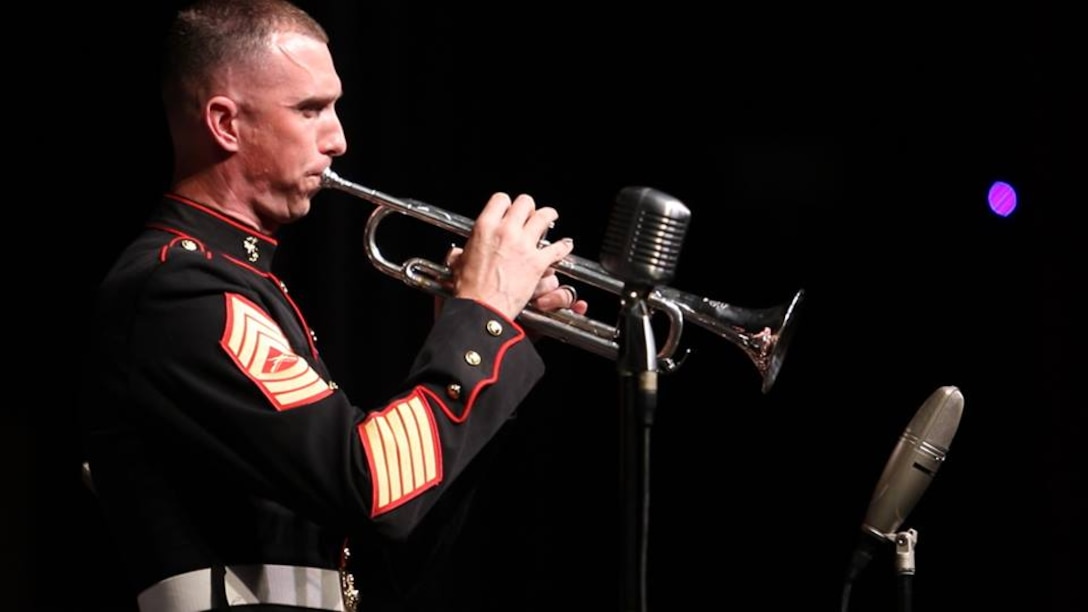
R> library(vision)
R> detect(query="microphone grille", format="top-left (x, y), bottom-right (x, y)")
top-left (600, 186), bottom-right (691, 287)
top-left (908, 385), bottom-right (965, 453)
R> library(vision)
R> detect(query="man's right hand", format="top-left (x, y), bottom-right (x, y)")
top-left (449, 192), bottom-right (575, 321)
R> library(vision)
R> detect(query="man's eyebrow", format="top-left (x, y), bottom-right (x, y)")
top-left (295, 92), bottom-right (340, 107)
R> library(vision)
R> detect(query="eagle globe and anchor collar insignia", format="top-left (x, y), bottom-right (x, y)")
top-left (243, 236), bottom-right (260, 262)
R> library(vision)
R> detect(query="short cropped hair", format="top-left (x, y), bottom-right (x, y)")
top-left (161, 0), bottom-right (329, 116)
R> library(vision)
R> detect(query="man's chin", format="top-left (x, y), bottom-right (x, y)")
top-left (289, 200), bottom-right (312, 221)
top-left (273, 198), bottom-right (311, 227)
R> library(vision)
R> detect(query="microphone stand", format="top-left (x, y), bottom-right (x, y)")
top-left (616, 286), bottom-right (657, 612)
top-left (894, 529), bottom-right (918, 612)
top-left (598, 183), bottom-right (691, 612)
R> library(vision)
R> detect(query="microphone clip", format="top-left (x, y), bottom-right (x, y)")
top-left (894, 528), bottom-right (918, 576)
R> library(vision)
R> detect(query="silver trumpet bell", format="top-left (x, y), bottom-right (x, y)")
top-left (320, 168), bottom-right (804, 393)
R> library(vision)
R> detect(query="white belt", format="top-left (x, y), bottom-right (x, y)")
top-left (137, 564), bottom-right (347, 612)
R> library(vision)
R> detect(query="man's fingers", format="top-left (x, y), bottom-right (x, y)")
top-left (524, 206), bottom-right (559, 246)
top-left (474, 192), bottom-right (514, 231)
top-left (531, 282), bottom-right (585, 313)
top-left (444, 246), bottom-right (464, 266)
top-left (558, 284), bottom-right (577, 305)
top-left (534, 272), bottom-right (560, 297)
top-left (540, 237), bottom-right (574, 264)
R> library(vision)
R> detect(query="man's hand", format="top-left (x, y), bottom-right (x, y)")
top-left (448, 192), bottom-right (577, 321)
top-left (437, 246), bottom-right (588, 320)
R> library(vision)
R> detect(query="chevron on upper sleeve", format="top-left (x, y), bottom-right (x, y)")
top-left (220, 292), bottom-right (333, 411)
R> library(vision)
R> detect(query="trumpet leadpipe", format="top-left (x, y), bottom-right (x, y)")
top-left (322, 168), bottom-right (475, 237)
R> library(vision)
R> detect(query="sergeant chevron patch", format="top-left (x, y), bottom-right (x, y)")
top-left (221, 293), bottom-right (333, 410)
top-left (359, 390), bottom-right (442, 516)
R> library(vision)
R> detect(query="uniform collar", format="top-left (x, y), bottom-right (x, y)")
top-left (154, 193), bottom-right (279, 273)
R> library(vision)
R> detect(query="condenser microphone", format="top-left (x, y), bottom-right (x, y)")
top-left (845, 385), bottom-right (965, 583)
top-left (599, 186), bottom-right (691, 290)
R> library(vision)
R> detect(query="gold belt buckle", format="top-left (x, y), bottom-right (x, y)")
top-left (339, 543), bottom-right (359, 612)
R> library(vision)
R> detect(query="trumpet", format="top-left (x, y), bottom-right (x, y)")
top-left (320, 168), bottom-right (804, 393)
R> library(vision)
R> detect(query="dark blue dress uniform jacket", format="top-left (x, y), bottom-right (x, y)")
top-left (81, 193), bottom-right (545, 603)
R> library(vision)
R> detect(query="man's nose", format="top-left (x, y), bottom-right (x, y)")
top-left (322, 112), bottom-right (347, 157)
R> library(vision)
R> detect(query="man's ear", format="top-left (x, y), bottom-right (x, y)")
top-left (205, 95), bottom-right (241, 152)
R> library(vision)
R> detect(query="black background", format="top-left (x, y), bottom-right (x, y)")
top-left (15, 1), bottom-right (1082, 611)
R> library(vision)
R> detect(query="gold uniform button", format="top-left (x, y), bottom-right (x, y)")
top-left (446, 384), bottom-right (462, 400)
top-left (464, 351), bottom-right (482, 366)
top-left (486, 320), bottom-right (503, 336)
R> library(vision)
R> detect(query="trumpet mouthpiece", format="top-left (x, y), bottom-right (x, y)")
top-left (320, 167), bottom-right (340, 187)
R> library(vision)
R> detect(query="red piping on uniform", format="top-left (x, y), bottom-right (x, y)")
top-left (155, 232), bottom-right (212, 262)
top-left (163, 193), bottom-right (280, 245)
top-left (216, 253), bottom-right (321, 359)
top-left (421, 328), bottom-right (525, 425)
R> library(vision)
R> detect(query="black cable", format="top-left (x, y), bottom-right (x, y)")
top-left (840, 579), bottom-right (854, 612)
top-left (897, 573), bottom-right (913, 612)
top-left (638, 426), bottom-right (652, 612)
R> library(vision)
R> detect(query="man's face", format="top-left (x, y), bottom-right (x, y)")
top-left (234, 31), bottom-right (347, 230)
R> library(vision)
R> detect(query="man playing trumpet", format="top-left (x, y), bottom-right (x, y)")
top-left (80, 1), bottom-right (587, 611)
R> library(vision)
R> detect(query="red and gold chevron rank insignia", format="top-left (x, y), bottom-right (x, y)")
top-left (221, 293), bottom-right (333, 410)
top-left (359, 389), bottom-right (443, 516)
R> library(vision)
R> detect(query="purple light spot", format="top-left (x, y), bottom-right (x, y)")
top-left (988, 181), bottom-right (1017, 217)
